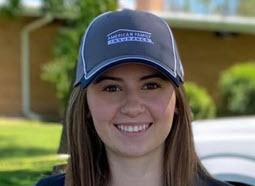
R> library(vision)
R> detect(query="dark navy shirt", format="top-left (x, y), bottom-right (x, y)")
top-left (35, 173), bottom-right (65, 186)
top-left (35, 173), bottom-right (233, 186)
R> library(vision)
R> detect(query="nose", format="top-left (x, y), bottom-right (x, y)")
top-left (120, 93), bottom-right (145, 117)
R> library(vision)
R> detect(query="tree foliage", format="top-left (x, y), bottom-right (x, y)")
top-left (41, 0), bottom-right (117, 112)
top-left (218, 62), bottom-right (255, 116)
top-left (42, 0), bottom-right (66, 13)
top-left (0, 0), bottom-right (21, 17)
top-left (185, 82), bottom-right (216, 120)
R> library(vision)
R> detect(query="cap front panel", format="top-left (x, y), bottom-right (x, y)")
top-left (83, 10), bottom-right (176, 78)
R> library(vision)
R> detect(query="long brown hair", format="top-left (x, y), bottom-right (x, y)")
top-left (65, 85), bottom-right (209, 186)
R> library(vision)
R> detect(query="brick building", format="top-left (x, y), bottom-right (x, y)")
top-left (0, 15), bottom-right (63, 119)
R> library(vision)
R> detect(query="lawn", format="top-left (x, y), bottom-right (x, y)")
top-left (0, 118), bottom-right (66, 186)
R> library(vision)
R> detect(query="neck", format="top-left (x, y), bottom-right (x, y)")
top-left (107, 145), bottom-right (164, 186)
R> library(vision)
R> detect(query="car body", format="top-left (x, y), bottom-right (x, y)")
top-left (192, 116), bottom-right (255, 186)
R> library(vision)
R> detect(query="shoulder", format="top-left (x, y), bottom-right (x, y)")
top-left (35, 173), bottom-right (65, 186)
top-left (197, 175), bottom-right (234, 186)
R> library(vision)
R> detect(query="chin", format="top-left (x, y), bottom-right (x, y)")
top-left (108, 143), bottom-right (164, 159)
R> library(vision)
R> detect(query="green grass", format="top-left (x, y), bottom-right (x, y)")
top-left (0, 118), bottom-right (65, 186)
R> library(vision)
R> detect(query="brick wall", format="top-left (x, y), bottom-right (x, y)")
top-left (172, 28), bottom-right (255, 101)
top-left (29, 21), bottom-right (62, 119)
top-left (0, 17), bottom-right (62, 119)
top-left (0, 17), bottom-right (23, 116)
top-left (136, 0), bottom-right (164, 11)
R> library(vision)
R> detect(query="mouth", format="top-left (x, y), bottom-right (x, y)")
top-left (114, 122), bottom-right (153, 133)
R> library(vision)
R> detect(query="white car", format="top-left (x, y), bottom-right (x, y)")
top-left (193, 116), bottom-right (255, 186)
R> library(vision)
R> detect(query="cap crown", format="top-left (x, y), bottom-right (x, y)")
top-left (75, 9), bottom-right (184, 87)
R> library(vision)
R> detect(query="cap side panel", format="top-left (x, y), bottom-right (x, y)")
top-left (163, 20), bottom-right (177, 77)
top-left (81, 11), bottom-right (113, 78)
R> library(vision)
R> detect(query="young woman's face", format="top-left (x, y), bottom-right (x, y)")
top-left (87, 63), bottom-right (176, 158)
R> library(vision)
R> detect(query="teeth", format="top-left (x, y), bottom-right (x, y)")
top-left (139, 125), bottom-right (142, 130)
top-left (134, 126), bottom-right (138, 131)
top-left (116, 124), bottom-right (150, 133)
top-left (142, 125), bottom-right (146, 130)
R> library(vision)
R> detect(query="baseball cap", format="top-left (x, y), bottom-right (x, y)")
top-left (74, 9), bottom-right (184, 88)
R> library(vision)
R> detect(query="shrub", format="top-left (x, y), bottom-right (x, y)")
top-left (184, 82), bottom-right (216, 120)
top-left (218, 62), bottom-right (255, 116)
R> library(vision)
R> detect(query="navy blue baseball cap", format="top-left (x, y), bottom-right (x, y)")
top-left (74, 9), bottom-right (184, 88)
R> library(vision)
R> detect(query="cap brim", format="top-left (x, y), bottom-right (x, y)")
top-left (75, 56), bottom-right (182, 88)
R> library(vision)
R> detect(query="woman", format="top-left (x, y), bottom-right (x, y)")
top-left (36, 9), bottom-right (232, 186)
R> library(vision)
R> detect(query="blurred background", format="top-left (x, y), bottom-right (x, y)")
top-left (0, 0), bottom-right (254, 186)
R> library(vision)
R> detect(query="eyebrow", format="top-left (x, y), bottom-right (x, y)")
top-left (94, 76), bottom-right (122, 84)
top-left (93, 73), bottom-right (167, 84)
top-left (140, 73), bottom-right (168, 81)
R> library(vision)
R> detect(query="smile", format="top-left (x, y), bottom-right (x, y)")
top-left (114, 123), bottom-right (152, 133)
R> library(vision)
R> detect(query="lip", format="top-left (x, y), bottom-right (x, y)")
top-left (114, 122), bottom-right (153, 136)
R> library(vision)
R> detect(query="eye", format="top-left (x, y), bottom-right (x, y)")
top-left (142, 82), bottom-right (161, 90)
top-left (103, 85), bottom-right (122, 92)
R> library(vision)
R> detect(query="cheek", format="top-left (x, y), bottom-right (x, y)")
top-left (87, 92), bottom-right (118, 125)
top-left (147, 92), bottom-right (176, 122)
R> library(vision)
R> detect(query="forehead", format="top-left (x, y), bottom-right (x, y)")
top-left (101, 63), bottom-right (159, 76)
